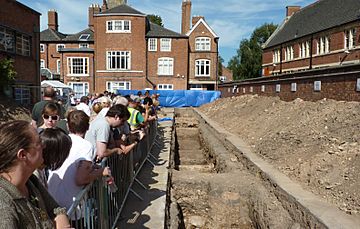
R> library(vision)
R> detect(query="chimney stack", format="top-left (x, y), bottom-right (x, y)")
top-left (89, 4), bottom-right (101, 30)
top-left (48, 9), bottom-right (58, 31)
top-left (192, 16), bottom-right (204, 27)
top-left (286, 6), bottom-right (301, 17)
top-left (101, 0), bottom-right (108, 11)
top-left (181, 0), bottom-right (191, 34)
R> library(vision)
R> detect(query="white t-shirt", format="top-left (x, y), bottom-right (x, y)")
top-left (76, 102), bottom-right (91, 116)
top-left (47, 134), bottom-right (95, 217)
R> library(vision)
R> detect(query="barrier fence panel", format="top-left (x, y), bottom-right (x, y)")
top-left (67, 120), bottom-right (158, 229)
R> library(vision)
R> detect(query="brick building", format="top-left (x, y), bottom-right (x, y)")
top-left (0, 0), bottom-right (40, 104)
top-left (262, 0), bottom-right (360, 76)
top-left (40, 0), bottom-right (218, 98)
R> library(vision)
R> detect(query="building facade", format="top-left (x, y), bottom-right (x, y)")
top-left (0, 0), bottom-right (40, 104)
top-left (40, 0), bottom-right (218, 98)
top-left (262, 0), bottom-right (360, 76)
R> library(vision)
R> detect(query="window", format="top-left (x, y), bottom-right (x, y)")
top-left (314, 81), bottom-right (321, 91)
top-left (107, 51), bottom-right (131, 70)
top-left (291, 83), bottom-right (297, 92)
top-left (160, 38), bottom-right (171, 52)
top-left (276, 84), bottom-right (281, 92)
top-left (56, 44), bottom-right (65, 52)
top-left (273, 49), bottom-right (281, 63)
top-left (106, 81), bottom-right (131, 93)
top-left (0, 26), bottom-right (15, 53)
top-left (68, 82), bottom-right (89, 99)
top-left (345, 28), bottom-right (356, 49)
top-left (107, 20), bottom-right (131, 33)
top-left (40, 59), bottom-right (45, 69)
top-left (79, 34), bottom-right (90, 41)
top-left (261, 85), bottom-right (265, 92)
top-left (195, 37), bottom-right (211, 51)
top-left (56, 60), bottom-right (61, 73)
top-left (158, 84), bottom-right (173, 90)
top-left (14, 87), bottom-right (30, 105)
top-left (16, 34), bottom-right (30, 56)
top-left (158, 57), bottom-right (174, 75)
top-left (284, 46), bottom-right (294, 61)
top-left (40, 44), bottom-right (45, 53)
top-left (67, 57), bottom-right (89, 75)
top-left (79, 43), bottom-right (89, 48)
top-left (299, 41), bottom-right (310, 58)
top-left (317, 36), bottom-right (330, 54)
top-left (148, 38), bottom-right (157, 51)
top-left (195, 59), bottom-right (210, 77)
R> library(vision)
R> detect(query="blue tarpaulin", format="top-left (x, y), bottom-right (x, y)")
top-left (117, 90), bottom-right (221, 108)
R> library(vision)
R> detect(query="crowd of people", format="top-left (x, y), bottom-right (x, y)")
top-left (0, 86), bottom-right (159, 228)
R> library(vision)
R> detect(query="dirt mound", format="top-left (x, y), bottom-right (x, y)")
top-left (199, 95), bottom-right (360, 215)
top-left (0, 96), bottom-right (31, 124)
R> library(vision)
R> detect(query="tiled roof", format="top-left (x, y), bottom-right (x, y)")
top-left (146, 22), bottom-right (187, 38)
top-left (40, 29), bottom-right (67, 42)
top-left (97, 4), bottom-right (145, 16)
top-left (63, 28), bottom-right (94, 42)
top-left (264, 0), bottom-right (360, 48)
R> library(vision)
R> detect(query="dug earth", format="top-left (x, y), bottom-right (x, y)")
top-left (199, 95), bottom-right (360, 215)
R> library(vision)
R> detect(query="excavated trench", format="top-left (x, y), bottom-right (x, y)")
top-left (166, 108), bottom-right (299, 229)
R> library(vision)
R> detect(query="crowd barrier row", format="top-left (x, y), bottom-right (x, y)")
top-left (67, 120), bottom-right (159, 229)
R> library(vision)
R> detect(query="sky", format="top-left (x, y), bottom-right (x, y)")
top-left (18, 0), bottom-right (315, 65)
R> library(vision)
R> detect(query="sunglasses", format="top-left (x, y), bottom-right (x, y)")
top-left (43, 114), bottom-right (59, 121)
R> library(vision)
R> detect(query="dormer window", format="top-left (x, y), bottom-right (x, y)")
top-left (56, 44), bottom-right (65, 52)
top-left (79, 34), bottom-right (90, 41)
top-left (79, 43), bottom-right (89, 48)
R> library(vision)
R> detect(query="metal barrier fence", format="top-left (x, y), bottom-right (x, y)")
top-left (67, 120), bottom-right (159, 229)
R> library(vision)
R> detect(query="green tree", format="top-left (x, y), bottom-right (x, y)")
top-left (147, 14), bottom-right (163, 27)
top-left (0, 58), bottom-right (16, 93)
top-left (228, 23), bottom-right (277, 79)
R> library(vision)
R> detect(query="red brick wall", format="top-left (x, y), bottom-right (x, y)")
top-left (219, 65), bottom-right (360, 102)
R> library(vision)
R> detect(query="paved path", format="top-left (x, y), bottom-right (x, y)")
top-left (117, 108), bottom-right (174, 229)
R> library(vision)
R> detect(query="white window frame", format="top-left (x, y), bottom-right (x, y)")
top-left (314, 81), bottom-right (321, 92)
top-left (345, 28), bottom-right (356, 50)
top-left (56, 44), bottom-right (65, 52)
top-left (284, 46), bottom-right (294, 61)
top-left (67, 57), bottom-right (89, 76)
top-left (299, 41), bottom-right (310, 58)
top-left (68, 82), bottom-right (89, 99)
top-left (106, 81), bottom-right (131, 93)
top-left (148, 38), bottom-right (157, 51)
top-left (195, 59), bottom-right (211, 77)
top-left (79, 43), bottom-right (89, 48)
top-left (157, 84), bottom-right (173, 90)
top-left (160, 38), bottom-right (171, 52)
top-left (106, 20), bottom-right (131, 33)
top-left (40, 44), bottom-right (45, 53)
top-left (276, 84), bottom-right (281, 92)
top-left (195, 37), bottom-right (211, 51)
top-left (56, 59), bottom-right (61, 73)
top-left (16, 34), bottom-right (30, 56)
top-left (291, 82), bottom-right (297, 92)
top-left (273, 49), bottom-right (280, 63)
top-left (106, 51), bottom-right (131, 70)
top-left (40, 59), bottom-right (45, 69)
top-left (317, 36), bottom-right (330, 54)
top-left (79, 34), bottom-right (90, 41)
top-left (157, 57), bottom-right (174, 76)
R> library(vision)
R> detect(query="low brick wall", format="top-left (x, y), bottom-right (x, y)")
top-left (219, 64), bottom-right (360, 102)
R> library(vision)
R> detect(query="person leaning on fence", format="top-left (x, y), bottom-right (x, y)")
top-left (127, 97), bottom-right (149, 130)
top-left (0, 120), bottom-right (71, 228)
top-left (85, 104), bottom-right (131, 160)
top-left (47, 110), bottom-right (111, 224)
top-left (32, 86), bottom-right (65, 127)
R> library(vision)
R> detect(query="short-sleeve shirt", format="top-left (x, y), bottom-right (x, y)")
top-left (84, 116), bottom-right (111, 154)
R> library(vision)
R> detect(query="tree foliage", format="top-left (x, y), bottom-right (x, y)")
top-left (147, 14), bottom-right (164, 27)
top-left (0, 58), bottom-right (16, 87)
top-left (228, 23), bottom-right (277, 80)
top-left (218, 55), bottom-right (224, 76)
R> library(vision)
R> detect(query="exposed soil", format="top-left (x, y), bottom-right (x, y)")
top-left (199, 95), bottom-right (360, 215)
